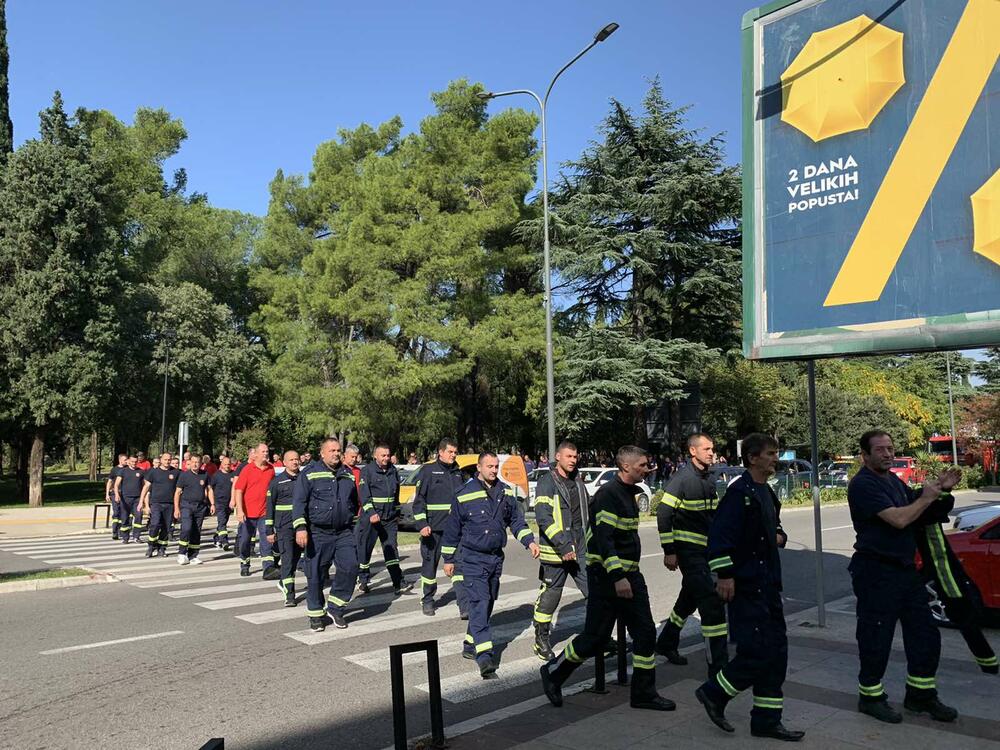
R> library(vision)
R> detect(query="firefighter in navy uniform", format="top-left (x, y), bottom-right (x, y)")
top-left (848, 430), bottom-right (962, 725)
top-left (266, 450), bottom-right (302, 607)
top-left (413, 438), bottom-right (469, 617)
top-left (695, 433), bottom-right (804, 742)
top-left (356, 444), bottom-right (413, 596)
top-left (441, 452), bottom-right (539, 679)
top-left (173, 456), bottom-right (210, 565)
top-left (140, 453), bottom-right (178, 558)
top-left (540, 446), bottom-right (676, 713)
top-left (114, 455), bottom-right (146, 544)
top-left (106, 454), bottom-right (127, 540)
top-left (293, 438), bottom-right (366, 631)
top-left (916, 493), bottom-right (998, 674)
top-left (656, 432), bottom-right (728, 675)
top-left (209, 456), bottom-right (235, 550)
top-left (531, 440), bottom-right (590, 660)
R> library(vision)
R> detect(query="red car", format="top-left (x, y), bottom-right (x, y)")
top-left (889, 457), bottom-right (924, 486)
top-left (920, 514), bottom-right (1000, 623)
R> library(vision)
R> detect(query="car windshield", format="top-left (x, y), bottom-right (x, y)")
top-left (580, 469), bottom-right (606, 484)
top-left (891, 460), bottom-right (909, 469)
top-left (401, 468), bottom-right (421, 486)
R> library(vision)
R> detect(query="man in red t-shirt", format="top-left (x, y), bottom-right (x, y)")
top-left (200, 454), bottom-right (218, 477)
top-left (136, 452), bottom-right (152, 472)
top-left (234, 442), bottom-right (277, 578)
top-left (344, 444), bottom-right (362, 488)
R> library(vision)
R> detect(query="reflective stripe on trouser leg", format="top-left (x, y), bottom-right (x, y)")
top-left (378, 516), bottom-right (403, 587)
top-left (465, 555), bottom-right (502, 667)
top-left (355, 516), bottom-right (374, 584)
top-left (147, 505), bottom-right (172, 550)
top-left (534, 562), bottom-right (570, 625)
top-left (277, 526), bottom-right (301, 597)
top-left (420, 533), bottom-right (441, 605)
top-left (179, 506), bottom-right (204, 558)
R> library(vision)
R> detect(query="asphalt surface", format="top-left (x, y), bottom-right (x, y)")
top-left (0, 492), bottom-right (994, 750)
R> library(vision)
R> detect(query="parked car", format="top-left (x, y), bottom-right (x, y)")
top-left (527, 467), bottom-right (550, 510)
top-left (952, 504), bottom-right (1000, 532)
top-left (397, 454), bottom-right (529, 529)
top-left (818, 460), bottom-right (852, 488)
top-left (578, 467), bottom-right (653, 514)
top-left (888, 456), bottom-right (924, 486)
top-left (708, 464), bottom-right (745, 498)
top-left (920, 512), bottom-right (1000, 626)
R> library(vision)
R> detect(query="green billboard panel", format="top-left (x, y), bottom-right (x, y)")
top-left (742, 0), bottom-right (1000, 360)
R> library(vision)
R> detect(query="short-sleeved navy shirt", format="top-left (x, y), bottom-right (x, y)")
top-left (146, 467), bottom-right (179, 505)
top-left (209, 470), bottom-right (234, 503)
top-left (848, 466), bottom-right (918, 565)
top-left (176, 471), bottom-right (208, 506)
top-left (119, 467), bottom-right (146, 498)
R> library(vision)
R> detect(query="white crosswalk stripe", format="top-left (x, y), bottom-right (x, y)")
top-left (284, 588), bottom-right (581, 645)
top-left (160, 580), bottom-right (287, 598)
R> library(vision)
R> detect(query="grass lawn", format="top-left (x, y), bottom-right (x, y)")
top-left (0, 473), bottom-right (105, 508)
top-left (0, 567), bottom-right (92, 583)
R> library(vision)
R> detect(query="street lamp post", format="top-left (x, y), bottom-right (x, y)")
top-left (480, 22), bottom-right (619, 463)
top-left (159, 329), bottom-right (176, 455)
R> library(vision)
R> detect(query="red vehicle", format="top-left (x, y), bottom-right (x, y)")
top-left (888, 456), bottom-right (924, 486)
top-left (928, 435), bottom-right (975, 466)
top-left (919, 514), bottom-right (1000, 623)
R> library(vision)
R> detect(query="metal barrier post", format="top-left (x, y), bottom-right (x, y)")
top-left (590, 646), bottom-right (608, 694)
top-left (616, 616), bottom-right (628, 685)
top-left (92, 503), bottom-right (111, 530)
top-left (390, 640), bottom-right (447, 750)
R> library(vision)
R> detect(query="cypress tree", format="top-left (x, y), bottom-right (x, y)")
top-left (0, 0), bottom-right (13, 157)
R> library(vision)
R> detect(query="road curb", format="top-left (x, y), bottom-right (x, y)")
top-left (0, 568), bottom-right (119, 594)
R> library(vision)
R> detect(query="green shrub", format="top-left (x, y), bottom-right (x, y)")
top-left (787, 487), bottom-right (848, 506)
top-left (647, 489), bottom-right (665, 516)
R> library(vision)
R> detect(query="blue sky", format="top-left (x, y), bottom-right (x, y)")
top-left (6, 1), bottom-right (752, 216)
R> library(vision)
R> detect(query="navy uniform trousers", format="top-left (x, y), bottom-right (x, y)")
top-left (656, 547), bottom-right (729, 673)
top-left (356, 509), bottom-right (403, 588)
top-left (548, 569), bottom-right (659, 704)
top-left (237, 516), bottom-right (274, 572)
top-left (112, 498), bottom-right (126, 537)
top-left (214, 503), bottom-right (232, 546)
top-left (147, 503), bottom-right (173, 552)
top-left (304, 526), bottom-right (358, 618)
top-left (178, 505), bottom-right (207, 559)
top-left (120, 496), bottom-right (143, 542)
top-left (461, 549), bottom-right (505, 668)
top-left (275, 526), bottom-right (303, 602)
top-left (851, 555), bottom-right (940, 702)
top-left (700, 583), bottom-right (787, 730)
top-left (421, 530), bottom-right (469, 615)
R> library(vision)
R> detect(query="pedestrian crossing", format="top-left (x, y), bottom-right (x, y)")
top-left (0, 531), bottom-right (702, 706)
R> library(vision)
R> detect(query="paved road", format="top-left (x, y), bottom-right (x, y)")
top-left (0, 492), bottom-right (994, 750)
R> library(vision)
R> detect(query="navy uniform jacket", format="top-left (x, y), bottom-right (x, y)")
top-left (708, 470), bottom-right (786, 590)
top-left (657, 462), bottom-right (719, 553)
top-left (359, 463), bottom-right (401, 521)
top-left (413, 459), bottom-right (465, 532)
top-left (266, 471), bottom-right (299, 531)
top-left (441, 477), bottom-right (535, 560)
top-left (585, 475), bottom-right (643, 581)
top-left (292, 461), bottom-right (366, 532)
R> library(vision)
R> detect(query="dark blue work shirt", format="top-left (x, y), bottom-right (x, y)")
top-left (176, 470), bottom-right (209, 507)
top-left (848, 466), bottom-right (918, 566)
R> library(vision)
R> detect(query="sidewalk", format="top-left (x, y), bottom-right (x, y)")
top-left (445, 597), bottom-right (1000, 750)
top-left (0, 504), bottom-right (111, 539)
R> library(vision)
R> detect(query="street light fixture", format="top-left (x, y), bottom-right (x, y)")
top-left (480, 21), bottom-right (619, 464)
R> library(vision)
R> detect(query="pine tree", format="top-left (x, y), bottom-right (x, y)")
top-left (535, 78), bottom-right (742, 447)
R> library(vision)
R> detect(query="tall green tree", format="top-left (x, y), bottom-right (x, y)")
top-left (0, 94), bottom-right (122, 504)
top-left (254, 80), bottom-right (544, 452)
top-left (975, 349), bottom-right (1000, 393)
top-left (536, 79), bottom-right (742, 448)
top-left (0, 0), bottom-right (12, 158)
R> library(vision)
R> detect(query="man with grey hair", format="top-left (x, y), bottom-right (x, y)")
top-left (344, 443), bottom-right (362, 490)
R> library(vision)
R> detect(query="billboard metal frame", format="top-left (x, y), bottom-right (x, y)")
top-left (741, 0), bottom-right (1000, 361)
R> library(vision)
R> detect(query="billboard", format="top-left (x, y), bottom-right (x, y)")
top-left (742, 0), bottom-right (1000, 359)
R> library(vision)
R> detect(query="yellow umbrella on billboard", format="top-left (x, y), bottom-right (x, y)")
top-left (781, 15), bottom-right (905, 142)
top-left (972, 169), bottom-right (1000, 267)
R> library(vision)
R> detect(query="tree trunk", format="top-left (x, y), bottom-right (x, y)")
top-left (66, 435), bottom-right (77, 472)
top-left (88, 431), bottom-right (98, 481)
top-left (632, 403), bottom-right (648, 449)
top-left (28, 428), bottom-right (44, 507)
top-left (16, 431), bottom-right (29, 502)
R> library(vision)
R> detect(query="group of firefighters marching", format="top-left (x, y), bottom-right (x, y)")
top-left (103, 428), bottom-right (997, 741)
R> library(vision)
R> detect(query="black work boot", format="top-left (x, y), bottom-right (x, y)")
top-left (540, 662), bottom-right (563, 707)
top-left (695, 687), bottom-right (734, 733)
top-left (309, 617), bottom-right (325, 632)
top-left (533, 623), bottom-right (555, 661)
top-left (751, 723), bottom-right (805, 741)
top-left (904, 692), bottom-right (958, 722)
top-left (659, 648), bottom-right (688, 666)
top-left (858, 697), bottom-right (902, 724)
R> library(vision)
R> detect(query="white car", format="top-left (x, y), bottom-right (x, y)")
top-left (951, 503), bottom-right (1000, 532)
top-left (527, 465), bottom-right (654, 513)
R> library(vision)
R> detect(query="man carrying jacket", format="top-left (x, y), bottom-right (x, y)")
top-left (656, 432), bottom-right (728, 675)
top-left (442, 452), bottom-right (539, 679)
top-left (532, 440), bottom-right (590, 660)
top-left (356, 444), bottom-right (413, 596)
top-left (413, 438), bottom-right (468, 617)
top-left (266, 450), bottom-right (301, 607)
top-left (294, 438), bottom-right (366, 631)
